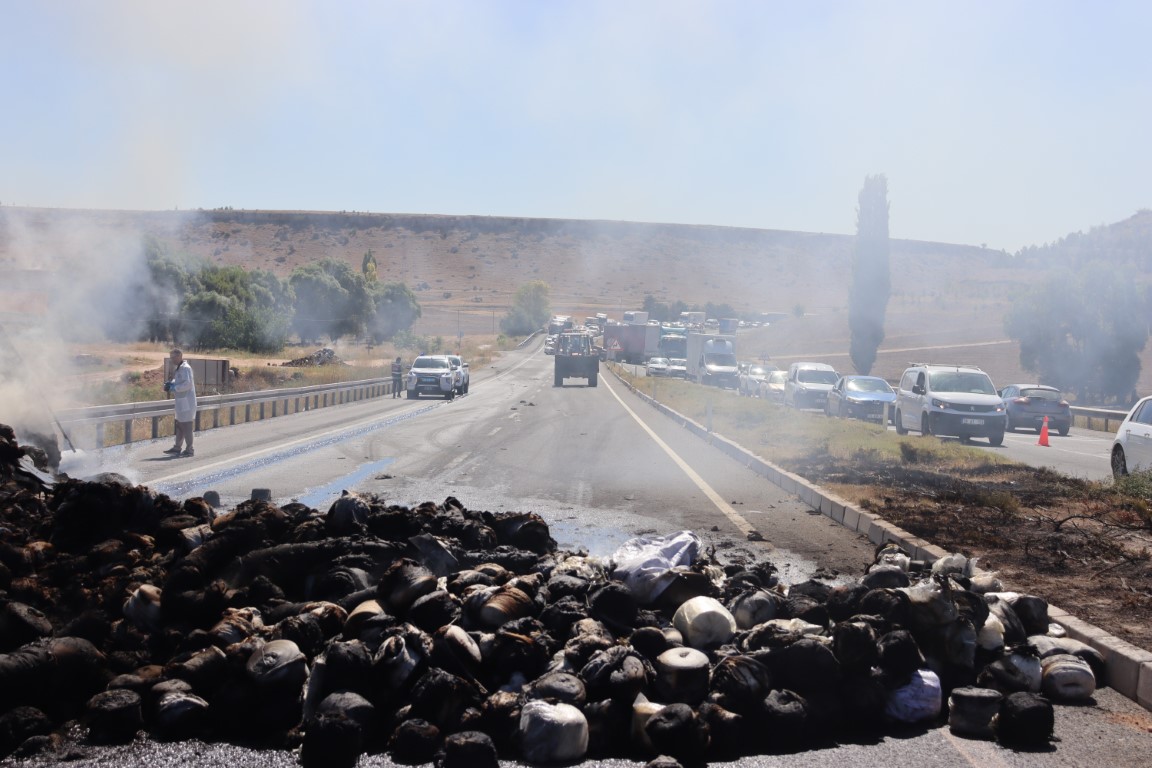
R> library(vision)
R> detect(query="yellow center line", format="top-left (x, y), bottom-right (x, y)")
top-left (602, 376), bottom-right (755, 537)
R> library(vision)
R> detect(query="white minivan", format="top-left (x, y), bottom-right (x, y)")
top-left (894, 363), bottom-right (1007, 445)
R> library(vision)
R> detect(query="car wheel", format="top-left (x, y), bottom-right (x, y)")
top-left (894, 410), bottom-right (907, 435)
top-left (445, 389), bottom-right (455, 401)
top-left (1112, 446), bottom-right (1129, 478)
top-left (554, 373), bottom-right (563, 387)
top-left (589, 372), bottom-right (598, 387)
top-left (1006, 420), bottom-right (1016, 433)
top-left (1058, 426), bottom-right (1069, 436)
top-left (920, 414), bottom-right (931, 437)
top-left (988, 431), bottom-right (1004, 447)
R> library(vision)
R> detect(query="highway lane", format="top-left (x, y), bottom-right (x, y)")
top-left (38, 342), bottom-right (1152, 768)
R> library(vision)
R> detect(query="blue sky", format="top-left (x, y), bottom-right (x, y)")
top-left (2, 0), bottom-right (1149, 251)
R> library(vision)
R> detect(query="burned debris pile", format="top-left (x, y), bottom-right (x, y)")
top-left (0, 423), bottom-right (1099, 766)
top-left (281, 349), bottom-right (344, 368)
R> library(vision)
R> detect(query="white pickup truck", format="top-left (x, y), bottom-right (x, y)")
top-left (406, 355), bottom-right (457, 400)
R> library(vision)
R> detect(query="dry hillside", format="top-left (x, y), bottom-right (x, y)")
top-left (3, 207), bottom-right (1150, 396)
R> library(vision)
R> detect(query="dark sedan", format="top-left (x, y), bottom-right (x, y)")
top-left (999, 384), bottom-right (1072, 435)
top-left (826, 375), bottom-right (897, 422)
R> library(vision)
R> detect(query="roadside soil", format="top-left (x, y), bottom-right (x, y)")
top-left (788, 450), bottom-right (1152, 649)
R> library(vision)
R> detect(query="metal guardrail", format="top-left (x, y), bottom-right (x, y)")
top-left (1070, 405), bottom-right (1130, 434)
top-left (56, 377), bottom-right (395, 449)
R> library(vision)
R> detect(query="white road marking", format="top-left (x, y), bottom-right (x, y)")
top-left (487, 426), bottom-right (502, 436)
top-left (601, 377), bottom-right (756, 537)
top-left (150, 345), bottom-right (542, 485)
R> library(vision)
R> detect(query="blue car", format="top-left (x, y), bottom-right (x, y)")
top-left (826, 375), bottom-right (897, 422)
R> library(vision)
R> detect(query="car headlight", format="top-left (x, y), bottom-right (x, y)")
top-left (995, 404), bottom-right (1005, 412)
top-left (931, 398), bottom-right (949, 409)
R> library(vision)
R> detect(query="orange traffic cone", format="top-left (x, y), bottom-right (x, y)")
top-left (1037, 415), bottom-right (1050, 447)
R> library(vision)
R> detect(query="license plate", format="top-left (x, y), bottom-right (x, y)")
top-left (961, 418), bottom-right (984, 425)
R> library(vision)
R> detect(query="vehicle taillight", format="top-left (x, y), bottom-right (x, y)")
top-left (1013, 397), bottom-right (1029, 404)
top-left (1059, 400), bottom-right (1070, 408)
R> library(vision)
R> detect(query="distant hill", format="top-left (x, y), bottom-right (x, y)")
top-left (3, 206), bottom-right (1151, 396)
top-left (1016, 209), bottom-right (1152, 270)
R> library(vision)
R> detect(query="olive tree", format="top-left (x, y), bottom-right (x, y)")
top-left (501, 280), bottom-right (551, 335)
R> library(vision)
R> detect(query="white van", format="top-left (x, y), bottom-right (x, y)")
top-left (785, 362), bottom-right (839, 410)
top-left (894, 363), bottom-right (1007, 445)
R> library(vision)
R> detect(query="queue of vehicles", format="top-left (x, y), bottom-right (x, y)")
top-left (545, 312), bottom-right (1125, 461)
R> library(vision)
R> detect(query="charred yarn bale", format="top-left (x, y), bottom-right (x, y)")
top-left (708, 655), bottom-right (773, 714)
top-left (644, 703), bottom-right (709, 765)
top-left (588, 582), bottom-right (639, 634)
top-left (437, 729), bottom-right (499, 768)
top-left (765, 638), bottom-right (842, 699)
top-left (389, 718), bottom-right (441, 765)
top-left (992, 691), bottom-right (1054, 747)
top-left (580, 645), bottom-right (655, 704)
top-left (84, 688), bottom-right (143, 744)
top-left (407, 668), bottom-right (484, 731)
top-left (877, 629), bottom-right (925, 686)
top-left (0, 706), bottom-right (52, 759)
top-left (48, 479), bottom-right (177, 552)
top-left (482, 511), bottom-right (556, 554)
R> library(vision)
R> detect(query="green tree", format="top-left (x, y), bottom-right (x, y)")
top-left (848, 174), bottom-right (891, 375)
top-left (368, 282), bottom-right (422, 342)
top-left (500, 280), bottom-right (551, 335)
top-left (1006, 264), bottom-right (1147, 403)
top-left (290, 258), bottom-right (373, 342)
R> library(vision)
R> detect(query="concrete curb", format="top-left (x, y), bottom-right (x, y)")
top-left (608, 365), bottom-right (1152, 713)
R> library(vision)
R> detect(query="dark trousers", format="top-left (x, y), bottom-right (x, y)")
top-left (392, 377), bottom-right (402, 397)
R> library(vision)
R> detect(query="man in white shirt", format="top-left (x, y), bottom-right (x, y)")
top-left (162, 349), bottom-right (197, 457)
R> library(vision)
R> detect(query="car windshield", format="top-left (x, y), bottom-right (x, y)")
top-left (767, 371), bottom-right (787, 384)
top-left (846, 377), bottom-right (893, 394)
top-left (669, 359), bottom-right (687, 366)
top-left (748, 366), bottom-right (771, 376)
top-left (413, 357), bottom-right (448, 369)
top-left (798, 369), bottom-right (839, 384)
top-left (930, 371), bottom-right (996, 395)
top-left (649, 358), bottom-right (669, 365)
top-left (1019, 387), bottom-right (1060, 400)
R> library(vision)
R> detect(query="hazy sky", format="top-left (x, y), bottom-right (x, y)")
top-left (2, 1), bottom-right (1149, 252)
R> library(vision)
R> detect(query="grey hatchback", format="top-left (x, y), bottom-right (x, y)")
top-left (999, 384), bottom-right (1071, 435)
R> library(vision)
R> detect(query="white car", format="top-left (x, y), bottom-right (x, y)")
top-left (667, 358), bottom-right (688, 378)
top-left (739, 364), bottom-right (775, 397)
top-left (646, 357), bottom-right (670, 376)
top-left (405, 355), bottom-right (457, 400)
top-left (447, 354), bottom-right (470, 395)
top-left (1112, 395), bottom-right (1152, 478)
top-left (784, 362), bottom-right (839, 410)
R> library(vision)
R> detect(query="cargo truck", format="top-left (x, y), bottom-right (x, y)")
top-left (604, 322), bottom-right (661, 364)
top-left (686, 333), bottom-right (739, 388)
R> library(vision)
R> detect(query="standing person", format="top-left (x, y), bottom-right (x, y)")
top-left (391, 356), bottom-right (404, 398)
top-left (162, 349), bottom-right (197, 457)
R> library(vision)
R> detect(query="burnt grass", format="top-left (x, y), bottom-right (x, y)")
top-left (786, 449), bottom-right (1152, 649)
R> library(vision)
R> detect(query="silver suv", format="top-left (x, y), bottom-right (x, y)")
top-left (894, 363), bottom-right (1006, 445)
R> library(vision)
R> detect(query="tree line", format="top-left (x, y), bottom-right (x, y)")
top-left (103, 240), bottom-right (422, 353)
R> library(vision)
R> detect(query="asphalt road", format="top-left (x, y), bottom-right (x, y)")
top-left (35, 341), bottom-right (1152, 768)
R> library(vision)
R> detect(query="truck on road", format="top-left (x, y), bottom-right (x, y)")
top-left (687, 333), bottom-right (739, 388)
top-left (604, 322), bottom-right (661, 364)
top-left (554, 332), bottom-right (598, 387)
